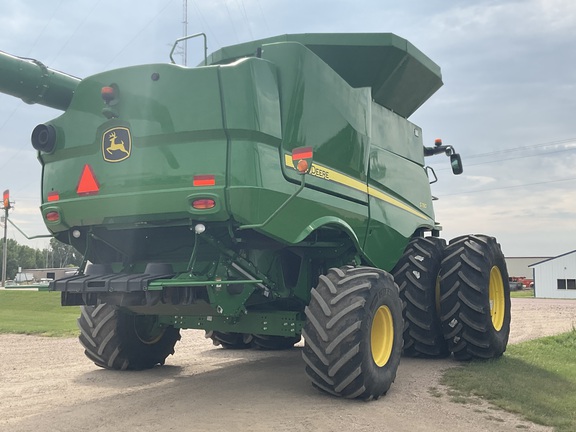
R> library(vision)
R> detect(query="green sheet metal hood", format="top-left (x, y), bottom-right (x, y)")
top-left (207, 33), bottom-right (442, 119)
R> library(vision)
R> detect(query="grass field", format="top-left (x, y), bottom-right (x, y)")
top-left (510, 288), bottom-right (535, 298)
top-left (0, 290), bottom-right (79, 337)
top-left (442, 330), bottom-right (576, 432)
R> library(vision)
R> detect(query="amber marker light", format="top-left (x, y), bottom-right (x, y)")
top-left (193, 175), bottom-right (216, 187)
top-left (291, 146), bottom-right (313, 174)
top-left (296, 159), bottom-right (309, 173)
top-left (101, 86), bottom-right (116, 103)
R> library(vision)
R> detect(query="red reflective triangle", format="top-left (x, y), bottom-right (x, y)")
top-left (77, 164), bottom-right (99, 195)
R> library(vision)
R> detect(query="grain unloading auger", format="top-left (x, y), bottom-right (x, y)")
top-left (0, 50), bottom-right (79, 110)
top-left (0, 33), bottom-right (510, 399)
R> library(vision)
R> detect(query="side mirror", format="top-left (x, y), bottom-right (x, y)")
top-left (450, 153), bottom-right (463, 175)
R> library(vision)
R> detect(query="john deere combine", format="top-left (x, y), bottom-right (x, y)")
top-left (0, 33), bottom-right (511, 399)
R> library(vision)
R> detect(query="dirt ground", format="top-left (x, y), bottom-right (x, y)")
top-left (1, 297), bottom-right (575, 432)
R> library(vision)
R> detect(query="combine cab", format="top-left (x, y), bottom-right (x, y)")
top-left (0, 33), bottom-right (511, 399)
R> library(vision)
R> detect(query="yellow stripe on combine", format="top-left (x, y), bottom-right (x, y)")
top-left (366, 186), bottom-right (429, 220)
top-left (284, 154), bottom-right (430, 221)
top-left (284, 154), bottom-right (367, 193)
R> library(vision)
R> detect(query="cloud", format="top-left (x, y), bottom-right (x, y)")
top-left (429, 0), bottom-right (576, 41)
top-left (433, 184), bottom-right (576, 256)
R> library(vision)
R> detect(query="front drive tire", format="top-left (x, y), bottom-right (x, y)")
top-left (78, 304), bottom-right (181, 370)
top-left (302, 266), bottom-right (403, 400)
top-left (439, 235), bottom-right (511, 360)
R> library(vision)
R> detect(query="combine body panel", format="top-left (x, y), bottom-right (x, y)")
top-left (0, 33), bottom-right (511, 400)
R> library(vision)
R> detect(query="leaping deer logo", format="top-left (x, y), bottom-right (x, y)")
top-left (106, 131), bottom-right (129, 156)
top-left (102, 127), bottom-right (131, 162)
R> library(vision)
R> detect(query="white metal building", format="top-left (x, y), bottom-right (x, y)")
top-left (529, 250), bottom-right (576, 299)
top-left (16, 267), bottom-right (79, 284)
top-left (505, 257), bottom-right (549, 279)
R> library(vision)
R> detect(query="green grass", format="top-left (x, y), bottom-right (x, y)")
top-left (0, 290), bottom-right (80, 337)
top-left (510, 288), bottom-right (535, 298)
top-left (442, 330), bottom-right (576, 432)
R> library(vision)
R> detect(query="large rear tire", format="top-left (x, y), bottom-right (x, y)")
top-left (302, 266), bottom-right (403, 400)
top-left (439, 235), bottom-right (511, 360)
top-left (78, 304), bottom-right (180, 370)
top-left (392, 237), bottom-right (449, 357)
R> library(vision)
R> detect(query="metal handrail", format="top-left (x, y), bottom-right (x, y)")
top-left (170, 33), bottom-right (208, 66)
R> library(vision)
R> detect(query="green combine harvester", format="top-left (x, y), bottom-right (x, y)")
top-left (0, 33), bottom-right (511, 399)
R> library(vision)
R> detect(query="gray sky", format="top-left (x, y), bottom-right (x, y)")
top-left (1, 0), bottom-right (575, 258)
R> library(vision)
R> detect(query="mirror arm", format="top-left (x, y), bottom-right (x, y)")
top-left (424, 144), bottom-right (454, 157)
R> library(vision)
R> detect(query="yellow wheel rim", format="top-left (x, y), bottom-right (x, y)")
top-left (371, 305), bottom-right (394, 367)
top-left (489, 266), bottom-right (505, 331)
top-left (134, 315), bottom-right (166, 345)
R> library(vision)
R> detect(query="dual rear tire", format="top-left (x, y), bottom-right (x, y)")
top-left (392, 237), bottom-right (448, 358)
top-left (393, 234), bottom-right (511, 360)
top-left (440, 235), bottom-right (511, 360)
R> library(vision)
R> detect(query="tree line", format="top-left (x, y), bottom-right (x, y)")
top-left (0, 238), bottom-right (83, 280)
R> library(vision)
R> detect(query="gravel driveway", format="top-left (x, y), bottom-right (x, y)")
top-left (1, 297), bottom-right (575, 432)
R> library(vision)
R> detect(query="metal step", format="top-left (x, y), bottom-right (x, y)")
top-left (50, 272), bottom-right (174, 293)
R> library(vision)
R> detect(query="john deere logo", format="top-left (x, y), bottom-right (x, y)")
top-left (102, 127), bottom-right (131, 162)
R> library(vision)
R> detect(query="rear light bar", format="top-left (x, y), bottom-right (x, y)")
top-left (193, 175), bottom-right (215, 187)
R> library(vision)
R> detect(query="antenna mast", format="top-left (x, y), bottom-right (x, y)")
top-left (182, 0), bottom-right (188, 66)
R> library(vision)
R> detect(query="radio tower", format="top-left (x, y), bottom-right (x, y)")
top-left (182, 0), bottom-right (188, 66)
